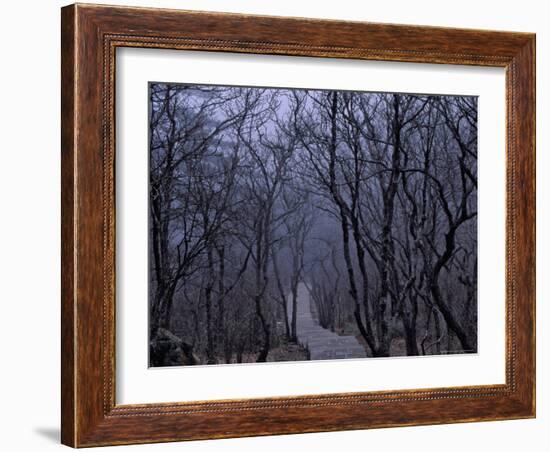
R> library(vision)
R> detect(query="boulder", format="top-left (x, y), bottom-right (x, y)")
top-left (149, 328), bottom-right (199, 367)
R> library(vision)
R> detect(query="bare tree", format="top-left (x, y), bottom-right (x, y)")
top-left (149, 83), bottom-right (478, 366)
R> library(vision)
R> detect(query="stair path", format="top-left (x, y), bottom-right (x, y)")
top-left (290, 282), bottom-right (366, 360)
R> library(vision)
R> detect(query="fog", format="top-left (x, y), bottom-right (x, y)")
top-left (148, 83), bottom-right (478, 366)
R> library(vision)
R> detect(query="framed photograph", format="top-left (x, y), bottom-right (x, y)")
top-left (61, 3), bottom-right (535, 447)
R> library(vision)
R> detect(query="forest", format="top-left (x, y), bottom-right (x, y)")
top-left (148, 82), bottom-right (478, 367)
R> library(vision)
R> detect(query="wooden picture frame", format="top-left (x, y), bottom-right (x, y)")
top-left (61, 3), bottom-right (535, 447)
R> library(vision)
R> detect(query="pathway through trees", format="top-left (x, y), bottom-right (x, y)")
top-left (292, 283), bottom-right (366, 360)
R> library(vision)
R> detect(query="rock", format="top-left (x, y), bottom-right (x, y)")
top-left (150, 328), bottom-right (199, 367)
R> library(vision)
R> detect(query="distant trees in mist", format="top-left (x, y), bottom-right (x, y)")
top-left (148, 83), bottom-right (477, 366)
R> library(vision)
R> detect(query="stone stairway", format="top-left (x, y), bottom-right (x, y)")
top-left (290, 282), bottom-right (366, 361)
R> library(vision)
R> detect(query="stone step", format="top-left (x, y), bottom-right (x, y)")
top-left (287, 282), bottom-right (367, 360)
